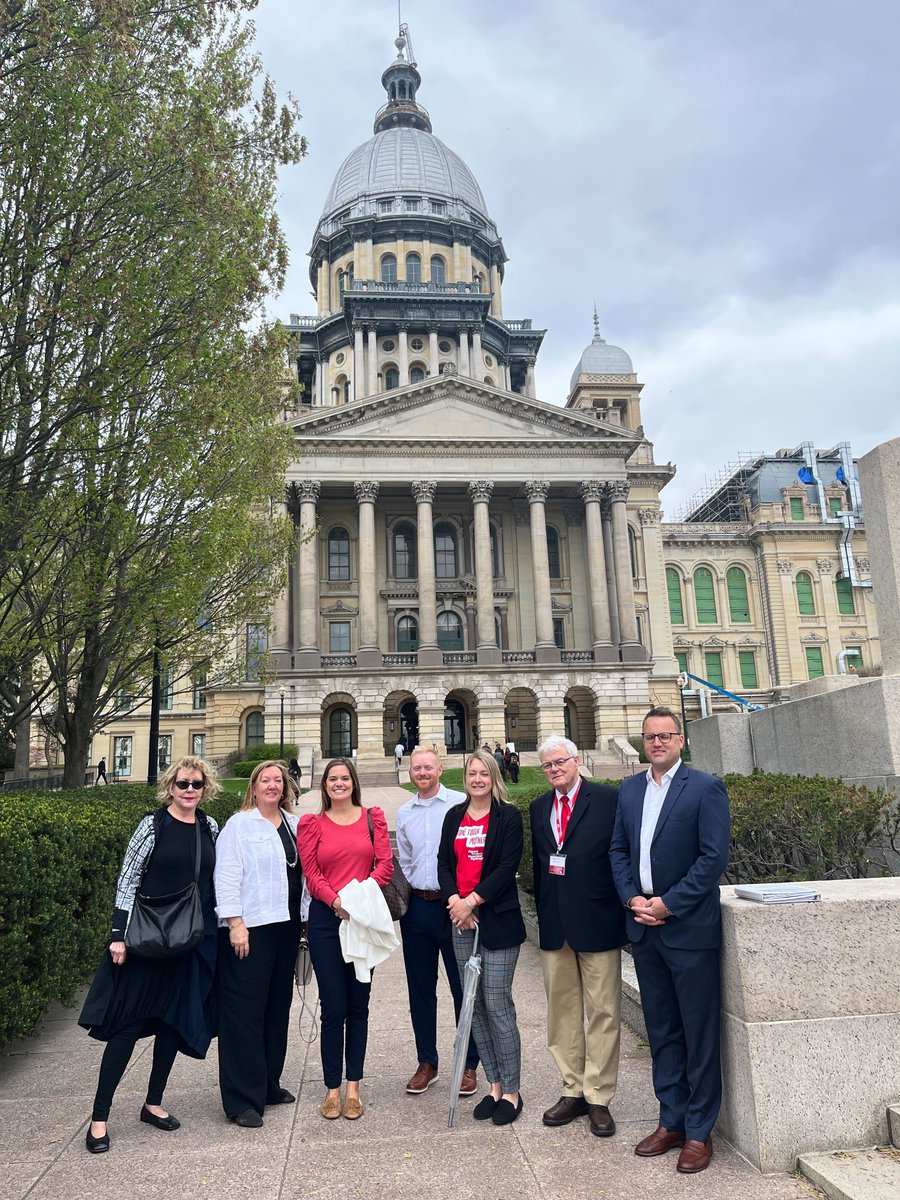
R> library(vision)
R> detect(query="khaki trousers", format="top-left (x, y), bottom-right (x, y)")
top-left (541, 943), bottom-right (621, 1105)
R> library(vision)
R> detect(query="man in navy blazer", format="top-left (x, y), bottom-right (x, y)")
top-left (531, 735), bottom-right (625, 1137)
top-left (609, 706), bottom-right (730, 1175)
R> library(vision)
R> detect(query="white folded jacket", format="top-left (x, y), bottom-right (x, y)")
top-left (338, 877), bottom-right (400, 982)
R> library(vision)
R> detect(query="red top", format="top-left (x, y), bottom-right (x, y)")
top-left (298, 806), bottom-right (393, 908)
top-left (454, 811), bottom-right (490, 899)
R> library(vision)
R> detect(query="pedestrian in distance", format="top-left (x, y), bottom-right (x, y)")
top-left (95, 756), bottom-right (108, 785)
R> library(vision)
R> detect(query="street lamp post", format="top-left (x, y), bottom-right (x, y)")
top-left (279, 685), bottom-right (286, 760)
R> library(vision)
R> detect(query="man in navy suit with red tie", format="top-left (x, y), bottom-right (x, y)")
top-left (610, 706), bottom-right (730, 1174)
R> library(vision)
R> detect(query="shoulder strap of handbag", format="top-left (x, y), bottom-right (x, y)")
top-left (140, 807), bottom-right (201, 887)
top-left (365, 807), bottom-right (376, 869)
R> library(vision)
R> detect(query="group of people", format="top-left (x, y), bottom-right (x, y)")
top-left (80, 706), bottom-right (730, 1174)
top-left (481, 741), bottom-right (520, 783)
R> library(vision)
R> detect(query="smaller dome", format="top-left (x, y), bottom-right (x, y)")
top-left (570, 315), bottom-right (633, 389)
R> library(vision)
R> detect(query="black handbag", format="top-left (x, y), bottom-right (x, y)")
top-left (125, 815), bottom-right (204, 959)
top-left (365, 808), bottom-right (411, 920)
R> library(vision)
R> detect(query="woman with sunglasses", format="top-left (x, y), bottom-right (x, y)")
top-left (214, 760), bottom-right (302, 1127)
top-left (79, 756), bottom-right (221, 1153)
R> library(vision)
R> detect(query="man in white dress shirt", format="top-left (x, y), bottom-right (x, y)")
top-left (395, 746), bottom-right (478, 1097)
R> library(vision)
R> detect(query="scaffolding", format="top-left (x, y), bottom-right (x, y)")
top-left (675, 452), bottom-right (766, 523)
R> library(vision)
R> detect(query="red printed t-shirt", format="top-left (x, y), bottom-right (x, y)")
top-left (454, 810), bottom-right (490, 898)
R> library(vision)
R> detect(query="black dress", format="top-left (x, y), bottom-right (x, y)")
top-left (79, 812), bottom-right (217, 1058)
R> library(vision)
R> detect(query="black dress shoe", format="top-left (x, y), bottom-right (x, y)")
top-left (266, 1088), bottom-right (296, 1105)
top-left (492, 1095), bottom-right (524, 1126)
top-left (231, 1109), bottom-right (264, 1128)
top-left (542, 1095), bottom-right (588, 1126)
top-left (473, 1094), bottom-right (498, 1120)
top-left (587, 1103), bottom-right (616, 1137)
top-left (85, 1126), bottom-right (109, 1153)
top-left (140, 1105), bottom-right (181, 1131)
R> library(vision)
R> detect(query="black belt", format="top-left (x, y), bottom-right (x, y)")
top-left (411, 888), bottom-right (443, 902)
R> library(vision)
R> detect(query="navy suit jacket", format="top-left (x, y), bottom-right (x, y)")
top-left (530, 780), bottom-right (626, 953)
top-left (609, 763), bottom-right (730, 950)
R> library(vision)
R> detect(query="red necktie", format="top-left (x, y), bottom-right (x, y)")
top-left (559, 795), bottom-right (571, 841)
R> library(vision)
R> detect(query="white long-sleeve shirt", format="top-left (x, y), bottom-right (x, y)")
top-left (214, 807), bottom-right (300, 928)
top-left (395, 784), bottom-right (466, 890)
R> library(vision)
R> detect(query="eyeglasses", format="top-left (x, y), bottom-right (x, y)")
top-left (642, 732), bottom-right (679, 744)
top-left (174, 779), bottom-right (205, 790)
top-left (540, 756), bottom-right (574, 772)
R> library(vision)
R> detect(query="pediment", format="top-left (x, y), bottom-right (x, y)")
top-left (289, 377), bottom-right (640, 447)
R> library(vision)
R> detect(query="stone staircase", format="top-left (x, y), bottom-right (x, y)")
top-left (796, 1107), bottom-right (900, 1200)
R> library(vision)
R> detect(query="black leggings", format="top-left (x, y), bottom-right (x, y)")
top-left (91, 1022), bottom-right (180, 1121)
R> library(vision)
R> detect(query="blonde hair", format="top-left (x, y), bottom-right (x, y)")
top-left (464, 749), bottom-right (510, 806)
top-left (157, 756), bottom-right (220, 805)
top-left (240, 760), bottom-right (293, 813)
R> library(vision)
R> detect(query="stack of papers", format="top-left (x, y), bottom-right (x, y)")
top-left (734, 883), bottom-right (820, 904)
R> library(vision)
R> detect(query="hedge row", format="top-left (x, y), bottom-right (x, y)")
top-left (0, 785), bottom-right (240, 1047)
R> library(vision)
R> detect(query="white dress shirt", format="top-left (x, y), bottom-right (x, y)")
top-left (395, 783), bottom-right (466, 890)
top-left (638, 762), bottom-right (681, 894)
top-left (214, 807), bottom-right (300, 928)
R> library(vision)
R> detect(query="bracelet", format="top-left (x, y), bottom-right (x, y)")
top-left (466, 897), bottom-right (476, 910)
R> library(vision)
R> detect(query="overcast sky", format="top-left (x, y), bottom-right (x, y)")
top-left (250, 0), bottom-right (900, 515)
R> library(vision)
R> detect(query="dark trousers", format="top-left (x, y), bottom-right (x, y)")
top-left (400, 894), bottom-right (478, 1070)
top-left (630, 930), bottom-right (722, 1141)
top-left (217, 920), bottom-right (300, 1118)
top-left (307, 899), bottom-right (372, 1088)
top-left (91, 1022), bottom-right (180, 1121)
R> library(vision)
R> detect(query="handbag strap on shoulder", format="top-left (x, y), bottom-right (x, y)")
top-left (145, 806), bottom-right (202, 883)
top-left (365, 807), bottom-right (375, 869)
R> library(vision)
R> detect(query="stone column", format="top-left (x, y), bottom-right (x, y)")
top-left (490, 264), bottom-right (503, 317)
top-left (428, 326), bottom-right (439, 376)
top-left (413, 481), bottom-right (442, 666)
top-left (526, 481), bottom-right (560, 663)
top-left (607, 481), bottom-right (644, 660)
top-left (398, 326), bottom-right (409, 385)
top-left (354, 481), bottom-right (381, 669)
top-left (471, 328), bottom-right (483, 377)
top-left (367, 327), bottom-right (378, 396)
top-left (525, 356), bottom-right (536, 398)
top-left (580, 482), bottom-right (616, 661)
top-left (470, 481), bottom-right (500, 665)
top-left (271, 499), bottom-right (291, 667)
top-left (316, 357), bottom-right (325, 406)
top-left (639, 505), bottom-right (679, 676)
top-left (293, 481), bottom-right (321, 669)
top-left (353, 324), bottom-right (364, 400)
top-left (601, 496), bottom-right (620, 647)
top-left (458, 329), bottom-right (470, 377)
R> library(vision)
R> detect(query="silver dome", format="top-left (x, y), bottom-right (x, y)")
top-left (570, 323), bottom-right (634, 389)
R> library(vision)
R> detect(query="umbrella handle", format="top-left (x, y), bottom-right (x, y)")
top-left (471, 922), bottom-right (480, 956)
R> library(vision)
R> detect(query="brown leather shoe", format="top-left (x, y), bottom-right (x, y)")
top-left (634, 1125), bottom-right (686, 1156)
top-left (459, 1068), bottom-right (478, 1096)
top-left (542, 1095), bottom-right (588, 1126)
top-left (405, 1062), bottom-right (439, 1094)
top-left (677, 1138), bottom-right (713, 1173)
top-left (320, 1092), bottom-right (342, 1120)
top-left (342, 1096), bottom-right (364, 1120)
top-left (587, 1104), bottom-right (616, 1137)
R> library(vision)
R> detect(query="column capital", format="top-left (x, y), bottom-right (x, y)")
top-left (285, 480), bottom-right (320, 520)
top-left (353, 480), bottom-right (380, 504)
top-left (638, 506), bottom-right (660, 525)
top-left (606, 480), bottom-right (630, 504)
top-left (412, 480), bottom-right (437, 504)
top-left (525, 480), bottom-right (550, 504)
top-left (581, 480), bottom-right (605, 504)
top-left (468, 480), bottom-right (494, 504)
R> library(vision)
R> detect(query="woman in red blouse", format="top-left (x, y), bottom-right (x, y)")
top-left (298, 758), bottom-right (392, 1120)
top-left (438, 749), bottom-right (526, 1125)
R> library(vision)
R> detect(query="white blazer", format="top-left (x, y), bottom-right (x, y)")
top-left (214, 807), bottom-right (300, 929)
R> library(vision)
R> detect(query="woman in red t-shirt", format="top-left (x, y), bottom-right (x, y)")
top-left (298, 758), bottom-right (393, 1121)
top-left (438, 749), bottom-right (526, 1125)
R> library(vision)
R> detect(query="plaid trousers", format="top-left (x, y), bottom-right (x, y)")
top-left (453, 928), bottom-right (521, 1093)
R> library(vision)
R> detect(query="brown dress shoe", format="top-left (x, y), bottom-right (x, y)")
top-left (405, 1062), bottom-right (439, 1094)
top-left (586, 1104), bottom-right (616, 1137)
top-left (459, 1068), bottom-right (478, 1096)
top-left (320, 1093), bottom-right (342, 1120)
top-left (343, 1096), bottom-right (364, 1120)
top-left (542, 1096), bottom-right (588, 1126)
top-left (634, 1125), bottom-right (686, 1156)
top-left (677, 1137), bottom-right (713, 1173)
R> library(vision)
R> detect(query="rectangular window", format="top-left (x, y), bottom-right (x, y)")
top-left (790, 496), bottom-right (805, 521)
top-left (403, 197), bottom-right (420, 212)
top-left (191, 733), bottom-right (206, 757)
top-left (675, 651), bottom-right (690, 676)
top-left (245, 622), bottom-right (268, 681)
top-left (116, 687), bottom-right (135, 713)
top-left (739, 651), bottom-right (758, 689)
top-left (553, 618), bottom-right (565, 649)
top-left (113, 736), bottom-right (133, 777)
top-left (835, 577), bottom-right (856, 615)
top-left (805, 646), bottom-right (825, 679)
top-left (160, 669), bottom-right (174, 710)
top-left (377, 199), bottom-right (393, 213)
top-left (829, 497), bottom-right (842, 517)
top-left (704, 651), bottom-right (724, 688)
top-left (844, 647), bottom-right (863, 672)
top-left (192, 668), bottom-right (207, 711)
top-left (666, 569), bottom-right (685, 624)
top-left (329, 621), bottom-right (351, 653)
top-left (694, 569), bottom-right (718, 624)
top-left (157, 734), bottom-right (172, 772)
top-left (430, 200), bottom-right (446, 215)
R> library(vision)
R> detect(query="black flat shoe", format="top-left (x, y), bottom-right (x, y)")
top-left (492, 1095), bottom-right (524, 1126)
top-left (231, 1109), bottom-right (264, 1128)
top-left (266, 1087), bottom-right (296, 1105)
top-left (473, 1094), bottom-right (498, 1120)
top-left (140, 1105), bottom-right (180, 1131)
top-left (85, 1126), bottom-right (109, 1153)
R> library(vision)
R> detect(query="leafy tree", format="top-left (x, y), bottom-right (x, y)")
top-left (0, 1), bottom-right (306, 783)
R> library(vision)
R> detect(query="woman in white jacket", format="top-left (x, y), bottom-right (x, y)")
top-left (214, 760), bottom-right (301, 1127)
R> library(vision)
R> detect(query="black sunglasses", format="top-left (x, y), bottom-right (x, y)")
top-left (173, 779), bottom-right (204, 790)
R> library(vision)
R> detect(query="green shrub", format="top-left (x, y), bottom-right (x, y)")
top-left (511, 776), bottom-right (620, 894)
top-left (240, 743), bottom-right (298, 765)
top-left (0, 785), bottom-right (240, 1046)
top-left (232, 761), bottom-right (255, 778)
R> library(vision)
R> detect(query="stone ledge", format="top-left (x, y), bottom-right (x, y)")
top-left (798, 1148), bottom-right (900, 1200)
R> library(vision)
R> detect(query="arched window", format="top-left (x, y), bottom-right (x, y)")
top-left (328, 708), bottom-right (352, 757)
top-left (547, 526), bottom-right (562, 580)
top-left (795, 572), bottom-right (815, 615)
top-left (628, 527), bottom-right (639, 580)
top-left (334, 374), bottom-right (349, 405)
top-left (835, 576), bottom-right (855, 615)
top-left (397, 616), bottom-right (419, 652)
top-left (434, 522), bottom-right (458, 578)
top-left (693, 567), bottom-right (717, 624)
top-left (398, 81), bottom-right (407, 99)
top-left (393, 522), bottom-right (417, 579)
top-left (245, 711), bottom-right (264, 747)
top-left (384, 366), bottom-right (400, 390)
top-left (437, 611), bottom-right (464, 650)
top-left (328, 527), bottom-right (350, 580)
top-left (380, 253), bottom-right (397, 284)
top-left (405, 252), bottom-right (422, 284)
top-left (666, 567), bottom-right (685, 624)
top-left (472, 272), bottom-right (483, 292)
top-left (726, 567), bottom-right (751, 623)
top-left (430, 255), bottom-right (446, 284)
top-left (409, 364), bottom-right (426, 383)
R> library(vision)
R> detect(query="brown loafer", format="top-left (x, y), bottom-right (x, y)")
top-left (459, 1068), bottom-right (478, 1096)
top-left (343, 1096), bottom-right (364, 1120)
top-left (405, 1062), bottom-right (439, 1094)
top-left (320, 1092), bottom-right (342, 1119)
top-left (634, 1125), bottom-right (686, 1156)
top-left (542, 1095), bottom-right (588, 1126)
top-left (677, 1137), bottom-right (713, 1173)
top-left (587, 1103), bottom-right (616, 1137)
